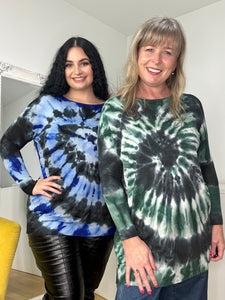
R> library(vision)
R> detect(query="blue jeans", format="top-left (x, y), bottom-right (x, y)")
top-left (116, 271), bottom-right (208, 300)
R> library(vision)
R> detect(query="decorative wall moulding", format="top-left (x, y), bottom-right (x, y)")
top-left (0, 61), bottom-right (46, 86)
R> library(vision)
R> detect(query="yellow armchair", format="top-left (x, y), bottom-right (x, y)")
top-left (0, 217), bottom-right (21, 300)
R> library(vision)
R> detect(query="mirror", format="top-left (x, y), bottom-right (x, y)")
top-left (0, 61), bottom-right (46, 277)
top-left (0, 61), bottom-right (46, 188)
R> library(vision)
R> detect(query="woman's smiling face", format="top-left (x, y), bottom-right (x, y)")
top-left (137, 42), bottom-right (177, 90)
top-left (64, 47), bottom-right (93, 92)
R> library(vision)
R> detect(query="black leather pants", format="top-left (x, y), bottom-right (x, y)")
top-left (28, 234), bottom-right (114, 300)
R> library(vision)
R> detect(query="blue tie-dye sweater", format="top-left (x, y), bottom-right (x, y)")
top-left (0, 95), bottom-right (115, 237)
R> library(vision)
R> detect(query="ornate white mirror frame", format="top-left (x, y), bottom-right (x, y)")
top-left (0, 61), bottom-right (46, 189)
top-left (0, 61), bottom-right (46, 132)
top-left (0, 61), bottom-right (46, 85)
top-left (0, 62), bottom-right (47, 276)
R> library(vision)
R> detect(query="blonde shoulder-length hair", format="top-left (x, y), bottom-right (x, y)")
top-left (117, 17), bottom-right (186, 120)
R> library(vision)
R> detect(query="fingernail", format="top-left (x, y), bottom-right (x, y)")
top-left (155, 284), bottom-right (158, 288)
top-left (154, 266), bottom-right (157, 270)
top-left (148, 290), bottom-right (152, 295)
top-left (210, 252), bottom-right (215, 258)
top-left (140, 290), bottom-right (144, 294)
top-left (126, 284), bottom-right (129, 288)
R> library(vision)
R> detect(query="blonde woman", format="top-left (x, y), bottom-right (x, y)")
top-left (98, 17), bottom-right (225, 300)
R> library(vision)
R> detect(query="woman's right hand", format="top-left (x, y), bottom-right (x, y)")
top-left (32, 176), bottom-right (63, 198)
top-left (122, 236), bottom-right (158, 295)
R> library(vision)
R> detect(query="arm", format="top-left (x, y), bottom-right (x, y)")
top-left (98, 99), bottom-right (157, 293)
top-left (98, 100), bottom-right (135, 237)
top-left (0, 99), bottom-right (62, 197)
top-left (210, 225), bottom-right (225, 261)
top-left (0, 111), bottom-right (37, 194)
top-left (197, 101), bottom-right (225, 260)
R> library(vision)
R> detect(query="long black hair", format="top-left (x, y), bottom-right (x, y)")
top-left (39, 37), bottom-right (109, 100)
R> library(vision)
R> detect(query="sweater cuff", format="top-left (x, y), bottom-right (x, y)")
top-left (20, 179), bottom-right (37, 195)
top-left (119, 225), bottom-right (138, 241)
top-left (210, 214), bottom-right (223, 225)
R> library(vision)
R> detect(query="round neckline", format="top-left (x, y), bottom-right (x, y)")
top-left (136, 96), bottom-right (171, 102)
top-left (61, 95), bottom-right (104, 107)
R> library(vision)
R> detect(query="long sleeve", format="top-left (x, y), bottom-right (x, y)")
top-left (99, 94), bottom-right (224, 287)
top-left (197, 100), bottom-right (222, 225)
top-left (0, 100), bottom-right (38, 194)
top-left (98, 98), bottom-right (138, 240)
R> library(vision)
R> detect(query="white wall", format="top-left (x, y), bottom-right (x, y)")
top-left (0, 0), bottom-right (125, 298)
top-left (1, 82), bottom-right (41, 187)
top-left (208, 184), bottom-right (225, 300)
top-left (126, 4), bottom-right (225, 300)
top-left (173, 3), bottom-right (225, 300)
top-left (127, 1), bottom-right (225, 185)
top-left (177, 4), bottom-right (225, 299)
top-left (0, 0), bottom-right (126, 92)
top-left (0, 187), bottom-right (41, 275)
top-left (0, 0), bottom-right (225, 299)
top-left (177, 0), bottom-right (225, 184)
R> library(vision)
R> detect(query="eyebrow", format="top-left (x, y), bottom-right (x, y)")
top-left (65, 58), bottom-right (90, 63)
top-left (144, 44), bottom-right (174, 50)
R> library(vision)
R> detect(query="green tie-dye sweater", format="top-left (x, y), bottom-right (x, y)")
top-left (98, 93), bottom-right (223, 287)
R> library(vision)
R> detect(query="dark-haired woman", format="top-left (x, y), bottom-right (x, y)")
top-left (0, 37), bottom-right (115, 300)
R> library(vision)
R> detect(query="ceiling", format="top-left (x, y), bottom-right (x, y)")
top-left (64, 0), bottom-right (220, 36)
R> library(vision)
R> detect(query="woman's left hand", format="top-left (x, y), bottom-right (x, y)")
top-left (32, 176), bottom-right (63, 199)
top-left (210, 225), bottom-right (225, 261)
top-left (122, 236), bottom-right (158, 294)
